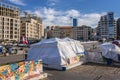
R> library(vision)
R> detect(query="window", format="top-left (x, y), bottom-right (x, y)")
top-left (15, 24), bottom-right (17, 26)
top-left (15, 28), bottom-right (17, 30)
top-left (14, 36), bottom-right (17, 38)
top-left (14, 32), bottom-right (17, 34)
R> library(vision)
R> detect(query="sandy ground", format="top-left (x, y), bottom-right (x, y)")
top-left (44, 63), bottom-right (120, 80)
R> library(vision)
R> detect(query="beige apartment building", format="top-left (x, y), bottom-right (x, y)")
top-left (20, 13), bottom-right (44, 41)
top-left (75, 25), bottom-right (93, 41)
top-left (0, 2), bottom-right (20, 41)
top-left (47, 26), bottom-right (93, 41)
top-left (50, 26), bottom-right (73, 38)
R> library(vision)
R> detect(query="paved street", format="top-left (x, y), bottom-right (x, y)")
top-left (43, 41), bottom-right (120, 80)
top-left (44, 63), bottom-right (120, 80)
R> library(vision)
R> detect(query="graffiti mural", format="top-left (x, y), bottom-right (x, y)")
top-left (0, 60), bottom-right (43, 80)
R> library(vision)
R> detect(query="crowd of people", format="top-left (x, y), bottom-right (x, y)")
top-left (0, 46), bottom-right (18, 56)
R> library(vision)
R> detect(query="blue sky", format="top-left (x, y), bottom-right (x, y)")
top-left (4, 0), bottom-right (120, 28)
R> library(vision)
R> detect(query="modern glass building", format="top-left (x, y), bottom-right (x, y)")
top-left (73, 18), bottom-right (77, 27)
top-left (98, 12), bottom-right (115, 39)
top-left (107, 12), bottom-right (114, 39)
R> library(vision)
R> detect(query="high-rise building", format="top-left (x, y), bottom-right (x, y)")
top-left (97, 12), bottom-right (116, 40)
top-left (98, 16), bottom-right (108, 39)
top-left (73, 18), bottom-right (78, 27)
top-left (117, 18), bottom-right (120, 39)
top-left (0, 2), bottom-right (20, 41)
top-left (107, 12), bottom-right (114, 39)
top-left (20, 13), bottom-right (43, 41)
top-left (114, 20), bottom-right (117, 39)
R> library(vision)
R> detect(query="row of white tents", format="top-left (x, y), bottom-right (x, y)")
top-left (27, 38), bottom-right (85, 70)
top-left (27, 38), bottom-right (120, 70)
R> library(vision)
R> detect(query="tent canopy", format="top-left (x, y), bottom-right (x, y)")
top-left (27, 37), bottom-right (85, 66)
top-left (99, 42), bottom-right (120, 61)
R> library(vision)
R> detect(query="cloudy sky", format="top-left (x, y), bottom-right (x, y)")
top-left (4, 0), bottom-right (120, 28)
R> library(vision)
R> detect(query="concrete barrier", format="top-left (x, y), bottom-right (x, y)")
top-left (0, 60), bottom-right (47, 80)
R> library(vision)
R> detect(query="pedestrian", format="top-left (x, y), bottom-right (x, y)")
top-left (102, 56), bottom-right (113, 65)
top-left (15, 49), bottom-right (18, 54)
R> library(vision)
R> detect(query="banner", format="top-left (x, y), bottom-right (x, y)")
top-left (68, 56), bottom-right (80, 65)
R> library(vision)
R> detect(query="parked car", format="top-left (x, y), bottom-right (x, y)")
top-left (17, 43), bottom-right (27, 47)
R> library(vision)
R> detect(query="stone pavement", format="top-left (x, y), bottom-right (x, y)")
top-left (44, 63), bottom-right (120, 80)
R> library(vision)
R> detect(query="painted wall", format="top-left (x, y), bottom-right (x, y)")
top-left (0, 60), bottom-right (43, 80)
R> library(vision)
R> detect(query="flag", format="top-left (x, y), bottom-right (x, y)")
top-left (22, 36), bottom-right (28, 44)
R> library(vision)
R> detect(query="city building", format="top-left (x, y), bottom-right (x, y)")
top-left (114, 20), bottom-right (117, 39)
top-left (97, 12), bottom-right (116, 40)
top-left (75, 25), bottom-right (93, 41)
top-left (0, 2), bottom-right (20, 41)
top-left (73, 18), bottom-right (78, 27)
top-left (45, 26), bottom-right (52, 39)
top-left (50, 26), bottom-right (73, 38)
top-left (117, 18), bottom-right (120, 39)
top-left (20, 13), bottom-right (43, 41)
top-left (47, 25), bottom-right (93, 41)
top-left (94, 27), bottom-right (100, 40)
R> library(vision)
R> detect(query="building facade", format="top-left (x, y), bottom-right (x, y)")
top-left (47, 25), bottom-right (93, 41)
top-left (0, 2), bottom-right (20, 41)
top-left (117, 18), bottom-right (120, 39)
top-left (50, 26), bottom-right (73, 38)
top-left (20, 13), bottom-right (43, 41)
top-left (107, 12), bottom-right (114, 39)
top-left (73, 18), bottom-right (78, 27)
top-left (114, 20), bottom-right (117, 39)
top-left (75, 25), bottom-right (93, 41)
top-left (97, 12), bottom-right (116, 40)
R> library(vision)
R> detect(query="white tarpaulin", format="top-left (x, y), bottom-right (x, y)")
top-left (27, 38), bottom-right (85, 66)
top-left (99, 42), bottom-right (120, 61)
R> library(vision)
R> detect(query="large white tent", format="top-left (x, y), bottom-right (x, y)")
top-left (99, 42), bottom-right (120, 62)
top-left (27, 38), bottom-right (85, 69)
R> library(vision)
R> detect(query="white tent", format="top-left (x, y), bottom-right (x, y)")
top-left (0, 46), bottom-right (3, 54)
top-left (99, 42), bottom-right (120, 61)
top-left (27, 38), bottom-right (85, 67)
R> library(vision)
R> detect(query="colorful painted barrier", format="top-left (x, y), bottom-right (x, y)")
top-left (67, 54), bottom-right (85, 65)
top-left (68, 56), bottom-right (80, 65)
top-left (0, 60), bottom-right (47, 80)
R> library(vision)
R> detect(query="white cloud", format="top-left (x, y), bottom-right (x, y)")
top-left (66, 9), bottom-right (80, 18)
top-left (9, 0), bottom-right (26, 6)
top-left (78, 13), bottom-right (106, 27)
top-left (47, 0), bottom-right (59, 6)
top-left (28, 7), bottom-right (105, 28)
